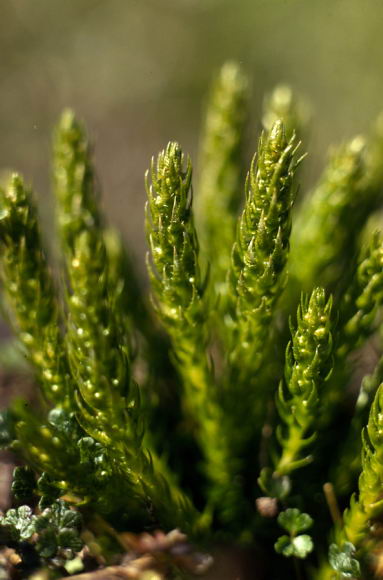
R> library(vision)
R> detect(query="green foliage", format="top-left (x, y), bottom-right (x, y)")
top-left (289, 138), bottom-right (372, 304)
top-left (0, 499), bottom-right (83, 572)
top-left (262, 84), bottom-right (309, 140)
top-left (196, 61), bottom-right (248, 301)
top-left (221, 120), bottom-right (303, 474)
top-left (0, 506), bottom-right (37, 541)
top-left (258, 468), bottom-right (291, 501)
top-left (2, 62), bottom-right (383, 579)
top-left (275, 509), bottom-right (314, 559)
top-left (271, 288), bottom-right (333, 478)
top-left (329, 235), bottom-right (383, 493)
top-left (37, 472), bottom-right (62, 509)
top-left (334, 383), bottom-right (383, 548)
top-left (0, 174), bottom-right (73, 408)
top-left (228, 121), bottom-right (302, 380)
top-left (11, 467), bottom-right (35, 502)
top-left (34, 500), bottom-right (83, 560)
top-left (278, 508), bottom-right (313, 535)
top-left (328, 543), bottom-right (361, 579)
top-left (275, 534), bottom-right (314, 559)
top-left (145, 141), bottom-right (234, 521)
top-left (337, 230), bottom-right (383, 358)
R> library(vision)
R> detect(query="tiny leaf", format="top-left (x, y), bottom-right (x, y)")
top-left (275, 535), bottom-right (294, 557)
top-left (41, 500), bottom-right (82, 530)
top-left (278, 508), bottom-right (313, 534)
top-left (37, 472), bottom-right (62, 508)
top-left (36, 528), bottom-right (58, 559)
top-left (61, 509), bottom-right (82, 530)
top-left (329, 543), bottom-right (361, 578)
top-left (1, 506), bottom-right (37, 540)
top-left (258, 468), bottom-right (291, 500)
top-left (12, 466), bottom-right (35, 501)
top-left (291, 535), bottom-right (313, 559)
top-left (58, 528), bottom-right (83, 555)
top-left (37, 472), bottom-right (61, 498)
top-left (275, 534), bottom-right (313, 559)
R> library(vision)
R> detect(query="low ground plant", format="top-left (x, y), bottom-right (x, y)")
top-left (1, 63), bottom-right (383, 579)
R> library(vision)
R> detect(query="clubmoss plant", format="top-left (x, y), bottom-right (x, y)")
top-left (272, 288), bottom-right (333, 478)
top-left (196, 61), bottom-right (248, 303)
top-left (0, 174), bottom-right (73, 409)
top-left (2, 63), bottom-right (383, 579)
top-left (227, 121), bottom-right (302, 383)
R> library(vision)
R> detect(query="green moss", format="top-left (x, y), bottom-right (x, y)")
top-left (2, 63), bottom-right (383, 579)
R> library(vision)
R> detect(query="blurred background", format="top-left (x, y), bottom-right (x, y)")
top-left (1, 0), bottom-right (383, 267)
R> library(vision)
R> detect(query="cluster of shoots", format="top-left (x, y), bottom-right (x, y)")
top-left (1, 62), bottom-right (383, 579)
